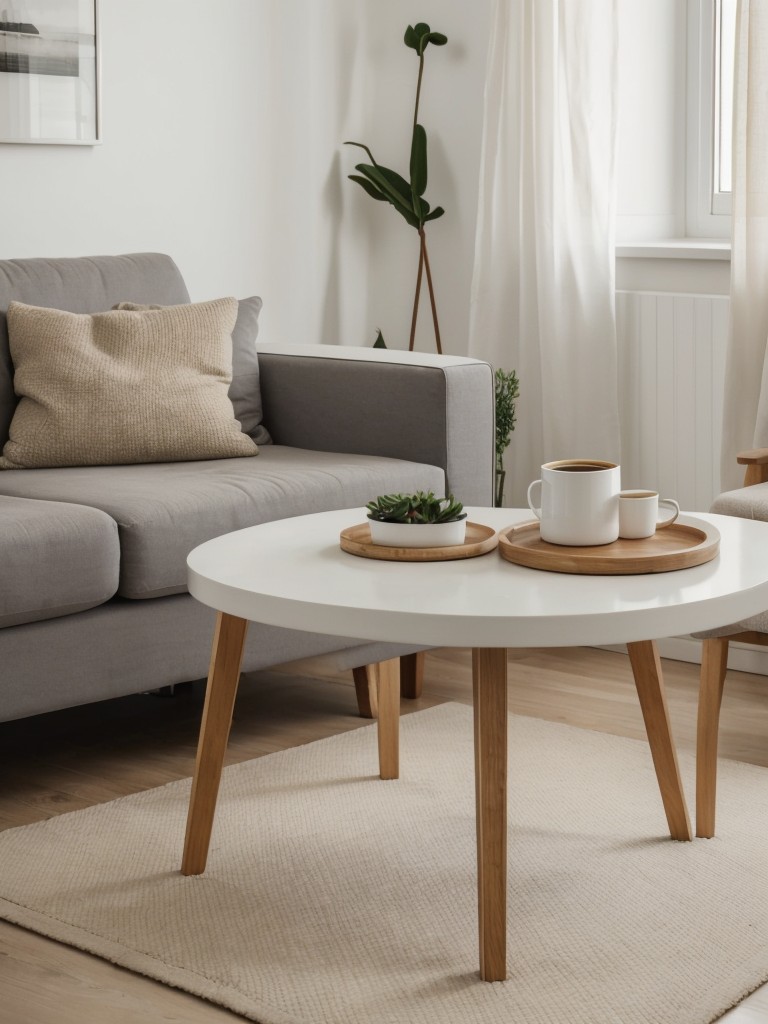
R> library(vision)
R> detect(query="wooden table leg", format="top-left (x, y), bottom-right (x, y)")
top-left (352, 664), bottom-right (379, 719)
top-left (696, 637), bottom-right (729, 838)
top-left (472, 647), bottom-right (508, 982)
top-left (181, 612), bottom-right (249, 876)
top-left (376, 658), bottom-right (400, 780)
top-left (627, 640), bottom-right (692, 841)
top-left (400, 651), bottom-right (424, 699)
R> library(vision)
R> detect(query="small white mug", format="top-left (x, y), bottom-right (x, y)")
top-left (618, 490), bottom-right (680, 539)
top-left (527, 459), bottom-right (621, 546)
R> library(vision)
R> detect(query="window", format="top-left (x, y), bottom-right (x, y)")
top-left (687, 0), bottom-right (737, 236)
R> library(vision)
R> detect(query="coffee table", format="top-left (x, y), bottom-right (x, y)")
top-left (182, 506), bottom-right (768, 982)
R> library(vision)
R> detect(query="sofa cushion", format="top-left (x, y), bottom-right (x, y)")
top-left (0, 446), bottom-right (445, 598)
top-left (0, 253), bottom-right (192, 448)
top-left (116, 296), bottom-right (271, 446)
top-left (0, 495), bottom-right (120, 627)
top-left (0, 298), bottom-right (259, 470)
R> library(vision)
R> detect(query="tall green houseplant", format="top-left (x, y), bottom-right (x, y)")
top-left (345, 23), bottom-right (447, 353)
top-left (495, 368), bottom-right (520, 507)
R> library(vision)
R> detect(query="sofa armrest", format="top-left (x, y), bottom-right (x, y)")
top-left (256, 345), bottom-right (494, 506)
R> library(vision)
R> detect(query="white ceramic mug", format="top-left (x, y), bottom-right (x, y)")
top-left (527, 459), bottom-right (621, 546)
top-left (618, 490), bottom-right (680, 539)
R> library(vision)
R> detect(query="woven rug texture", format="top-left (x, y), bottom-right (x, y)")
top-left (0, 703), bottom-right (767, 1024)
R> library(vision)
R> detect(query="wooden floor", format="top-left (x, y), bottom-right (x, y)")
top-left (0, 646), bottom-right (767, 1024)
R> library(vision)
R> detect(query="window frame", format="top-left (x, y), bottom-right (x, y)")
top-left (686, 0), bottom-right (733, 238)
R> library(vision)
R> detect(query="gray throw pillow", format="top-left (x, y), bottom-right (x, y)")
top-left (116, 296), bottom-right (271, 445)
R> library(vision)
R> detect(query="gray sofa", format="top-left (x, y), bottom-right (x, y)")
top-left (0, 253), bottom-right (494, 722)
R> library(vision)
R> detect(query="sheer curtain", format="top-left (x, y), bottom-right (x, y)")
top-left (468, 0), bottom-right (620, 505)
top-left (721, 0), bottom-right (768, 491)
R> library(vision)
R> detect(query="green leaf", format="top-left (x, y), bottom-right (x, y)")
top-left (424, 206), bottom-right (445, 222)
top-left (348, 174), bottom-right (388, 202)
top-left (373, 329), bottom-right (387, 349)
top-left (410, 123), bottom-right (428, 198)
top-left (403, 25), bottom-right (419, 50)
top-left (356, 163), bottom-right (420, 228)
top-left (428, 32), bottom-right (448, 46)
top-left (375, 165), bottom-right (413, 203)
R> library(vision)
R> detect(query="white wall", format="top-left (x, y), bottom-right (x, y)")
top-left (0, 1), bottom-right (490, 355)
top-left (0, 1), bottom-right (719, 355)
top-left (0, 1), bottom-right (370, 347)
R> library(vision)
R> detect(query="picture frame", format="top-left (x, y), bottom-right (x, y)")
top-left (0, 0), bottom-right (100, 145)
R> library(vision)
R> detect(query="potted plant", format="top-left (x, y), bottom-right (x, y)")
top-left (366, 491), bottom-right (466, 547)
top-left (495, 368), bottom-right (520, 507)
top-left (345, 22), bottom-right (447, 353)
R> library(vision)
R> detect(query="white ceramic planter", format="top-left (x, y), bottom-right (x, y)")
top-left (367, 515), bottom-right (467, 548)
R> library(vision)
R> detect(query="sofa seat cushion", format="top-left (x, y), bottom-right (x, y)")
top-left (0, 495), bottom-right (120, 627)
top-left (0, 446), bottom-right (444, 599)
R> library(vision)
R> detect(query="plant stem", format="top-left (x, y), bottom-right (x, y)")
top-left (419, 228), bottom-right (442, 354)
top-left (409, 242), bottom-right (425, 351)
top-left (495, 460), bottom-right (506, 508)
top-left (413, 52), bottom-right (425, 133)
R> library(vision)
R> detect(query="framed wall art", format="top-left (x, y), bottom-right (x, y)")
top-left (0, 0), bottom-right (99, 144)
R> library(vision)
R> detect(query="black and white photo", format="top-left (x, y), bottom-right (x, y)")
top-left (0, 0), bottom-right (98, 143)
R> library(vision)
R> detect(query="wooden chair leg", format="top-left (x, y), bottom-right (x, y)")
top-left (352, 664), bottom-right (378, 719)
top-left (400, 651), bottom-right (424, 699)
top-left (377, 658), bottom-right (400, 780)
top-left (696, 637), bottom-right (729, 838)
top-left (181, 612), bottom-right (249, 876)
top-left (627, 640), bottom-right (692, 841)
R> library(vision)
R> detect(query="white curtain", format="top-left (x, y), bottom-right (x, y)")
top-left (721, 0), bottom-right (768, 491)
top-left (468, 0), bottom-right (620, 505)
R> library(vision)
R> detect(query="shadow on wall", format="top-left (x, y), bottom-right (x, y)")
top-left (321, 151), bottom-right (343, 345)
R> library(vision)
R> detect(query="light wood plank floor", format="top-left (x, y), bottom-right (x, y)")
top-left (0, 646), bottom-right (766, 1024)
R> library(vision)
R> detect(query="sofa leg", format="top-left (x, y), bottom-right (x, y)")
top-left (400, 651), bottom-right (424, 699)
top-left (352, 664), bottom-right (378, 718)
top-left (696, 637), bottom-right (729, 839)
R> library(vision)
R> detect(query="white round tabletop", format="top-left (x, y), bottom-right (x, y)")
top-left (186, 507), bottom-right (768, 649)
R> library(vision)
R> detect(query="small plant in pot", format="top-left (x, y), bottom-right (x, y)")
top-left (366, 491), bottom-right (466, 548)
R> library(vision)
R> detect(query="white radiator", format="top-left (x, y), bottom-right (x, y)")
top-left (616, 290), bottom-right (730, 513)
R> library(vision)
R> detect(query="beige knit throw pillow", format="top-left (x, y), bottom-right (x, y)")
top-left (0, 298), bottom-right (259, 470)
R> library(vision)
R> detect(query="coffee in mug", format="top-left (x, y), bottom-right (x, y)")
top-left (527, 459), bottom-right (621, 546)
top-left (618, 490), bottom-right (680, 539)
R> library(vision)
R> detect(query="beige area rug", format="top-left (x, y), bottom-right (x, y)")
top-left (1, 704), bottom-right (768, 1024)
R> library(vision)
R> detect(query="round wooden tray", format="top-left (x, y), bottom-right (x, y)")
top-left (340, 522), bottom-right (498, 562)
top-left (498, 517), bottom-right (720, 575)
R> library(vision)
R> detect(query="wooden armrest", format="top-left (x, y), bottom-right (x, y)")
top-left (736, 449), bottom-right (768, 486)
top-left (737, 448), bottom-right (768, 465)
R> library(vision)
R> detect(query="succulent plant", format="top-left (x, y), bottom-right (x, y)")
top-left (366, 491), bottom-right (464, 524)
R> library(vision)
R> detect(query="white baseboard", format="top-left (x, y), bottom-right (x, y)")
top-left (600, 636), bottom-right (768, 676)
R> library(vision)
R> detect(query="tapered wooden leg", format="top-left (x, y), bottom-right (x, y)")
top-left (181, 612), bottom-right (249, 875)
top-left (696, 637), bottom-right (729, 838)
top-left (472, 647), bottom-right (508, 982)
top-left (377, 658), bottom-right (400, 780)
top-left (627, 640), bottom-right (692, 841)
top-left (352, 664), bottom-right (379, 719)
top-left (400, 651), bottom-right (424, 699)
